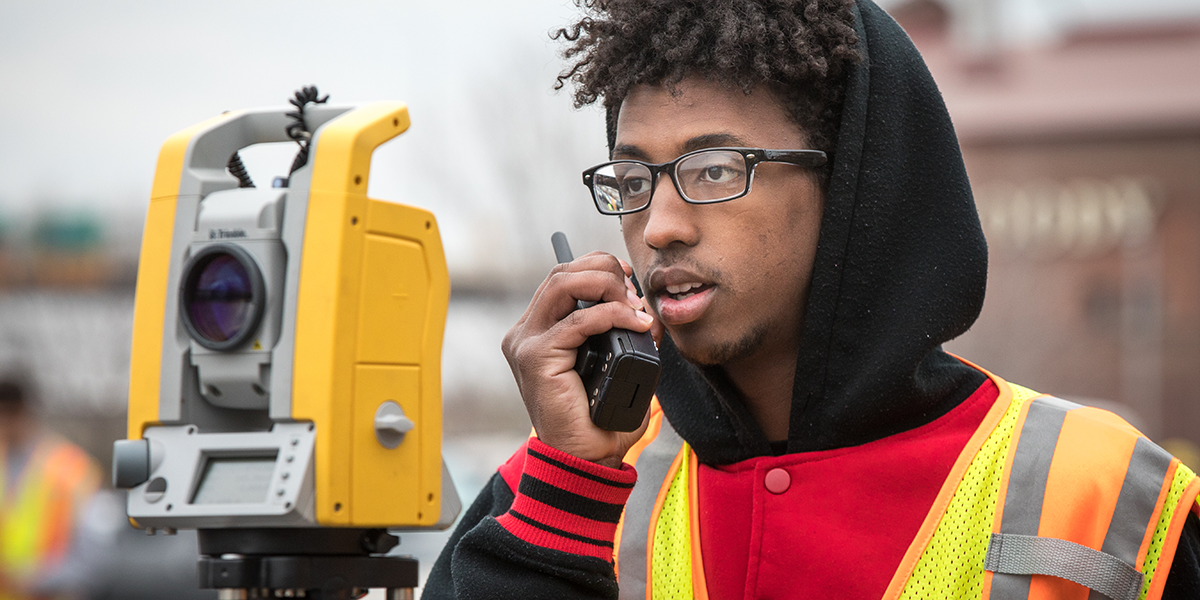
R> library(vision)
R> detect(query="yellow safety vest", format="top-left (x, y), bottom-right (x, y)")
top-left (0, 436), bottom-right (99, 600)
top-left (617, 374), bottom-right (1200, 600)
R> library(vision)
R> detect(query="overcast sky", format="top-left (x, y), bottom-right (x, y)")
top-left (0, 0), bottom-right (602, 206)
top-left (0, 0), bottom-right (624, 275)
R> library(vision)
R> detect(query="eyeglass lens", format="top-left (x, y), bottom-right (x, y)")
top-left (592, 150), bottom-right (749, 213)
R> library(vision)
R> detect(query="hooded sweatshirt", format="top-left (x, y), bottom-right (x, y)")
top-left (422, 1), bottom-right (1200, 598)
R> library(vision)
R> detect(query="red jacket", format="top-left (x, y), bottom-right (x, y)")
top-left (487, 379), bottom-right (997, 599)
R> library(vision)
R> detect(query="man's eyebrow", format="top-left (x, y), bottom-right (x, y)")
top-left (611, 144), bottom-right (650, 161)
top-left (611, 133), bottom-right (752, 162)
top-left (682, 133), bottom-right (750, 153)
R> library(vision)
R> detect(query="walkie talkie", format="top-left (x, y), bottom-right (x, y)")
top-left (552, 232), bottom-right (661, 432)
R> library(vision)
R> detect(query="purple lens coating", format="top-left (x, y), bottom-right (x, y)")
top-left (186, 254), bottom-right (254, 343)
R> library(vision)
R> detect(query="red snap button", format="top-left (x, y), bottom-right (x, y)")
top-left (764, 468), bottom-right (791, 494)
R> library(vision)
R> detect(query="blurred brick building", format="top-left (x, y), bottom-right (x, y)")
top-left (0, 208), bottom-right (141, 477)
top-left (891, 1), bottom-right (1200, 449)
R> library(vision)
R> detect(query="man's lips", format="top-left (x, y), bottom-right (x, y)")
top-left (655, 285), bottom-right (716, 325)
top-left (647, 267), bottom-right (719, 326)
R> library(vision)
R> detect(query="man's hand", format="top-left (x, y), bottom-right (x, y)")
top-left (502, 252), bottom-right (655, 469)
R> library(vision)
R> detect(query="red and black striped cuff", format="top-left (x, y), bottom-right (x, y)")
top-left (496, 438), bottom-right (637, 560)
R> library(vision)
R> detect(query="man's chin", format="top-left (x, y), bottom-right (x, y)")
top-left (669, 325), bottom-right (769, 368)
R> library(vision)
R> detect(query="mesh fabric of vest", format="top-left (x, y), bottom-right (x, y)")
top-left (1140, 461), bottom-right (1198, 600)
top-left (652, 444), bottom-right (694, 600)
top-left (899, 384), bottom-right (1039, 599)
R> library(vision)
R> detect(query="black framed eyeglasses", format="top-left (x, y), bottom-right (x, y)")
top-left (581, 147), bottom-right (827, 216)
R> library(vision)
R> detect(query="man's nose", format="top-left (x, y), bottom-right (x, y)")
top-left (641, 172), bottom-right (700, 250)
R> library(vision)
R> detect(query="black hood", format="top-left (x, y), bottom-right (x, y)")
top-left (653, 0), bottom-right (989, 464)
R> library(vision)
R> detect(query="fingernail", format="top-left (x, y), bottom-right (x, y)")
top-left (627, 289), bottom-right (643, 309)
top-left (637, 310), bottom-right (654, 324)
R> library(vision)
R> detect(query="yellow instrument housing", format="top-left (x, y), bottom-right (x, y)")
top-left (127, 102), bottom-right (451, 528)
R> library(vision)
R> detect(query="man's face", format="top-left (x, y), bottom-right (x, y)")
top-left (615, 77), bottom-right (824, 367)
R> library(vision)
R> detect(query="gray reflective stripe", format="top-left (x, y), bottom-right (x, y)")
top-left (991, 397), bottom-right (1077, 599)
top-left (997, 398), bottom-right (1077, 535)
top-left (986, 533), bottom-right (1143, 600)
top-left (618, 415), bottom-right (685, 600)
top-left (1087, 437), bottom-right (1173, 600)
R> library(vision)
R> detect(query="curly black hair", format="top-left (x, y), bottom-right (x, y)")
top-left (554, 0), bottom-right (862, 174)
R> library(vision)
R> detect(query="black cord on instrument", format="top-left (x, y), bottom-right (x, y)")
top-left (285, 85), bottom-right (329, 178)
top-left (226, 152), bottom-right (255, 188)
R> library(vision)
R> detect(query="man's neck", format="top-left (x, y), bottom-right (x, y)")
top-left (722, 347), bottom-right (797, 442)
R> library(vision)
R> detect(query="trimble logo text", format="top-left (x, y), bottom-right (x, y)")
top-left (210, 228), bottom-right (248, 240)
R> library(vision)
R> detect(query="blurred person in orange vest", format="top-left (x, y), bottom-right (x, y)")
top-left (0, 377), bottom-right (100, 600)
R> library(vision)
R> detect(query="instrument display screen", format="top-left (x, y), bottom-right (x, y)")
top-left (191, 455), bottom-right (278, 504)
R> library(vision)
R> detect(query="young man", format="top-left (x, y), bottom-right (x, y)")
top-left (425, 1), bottom-right (1200, 598)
